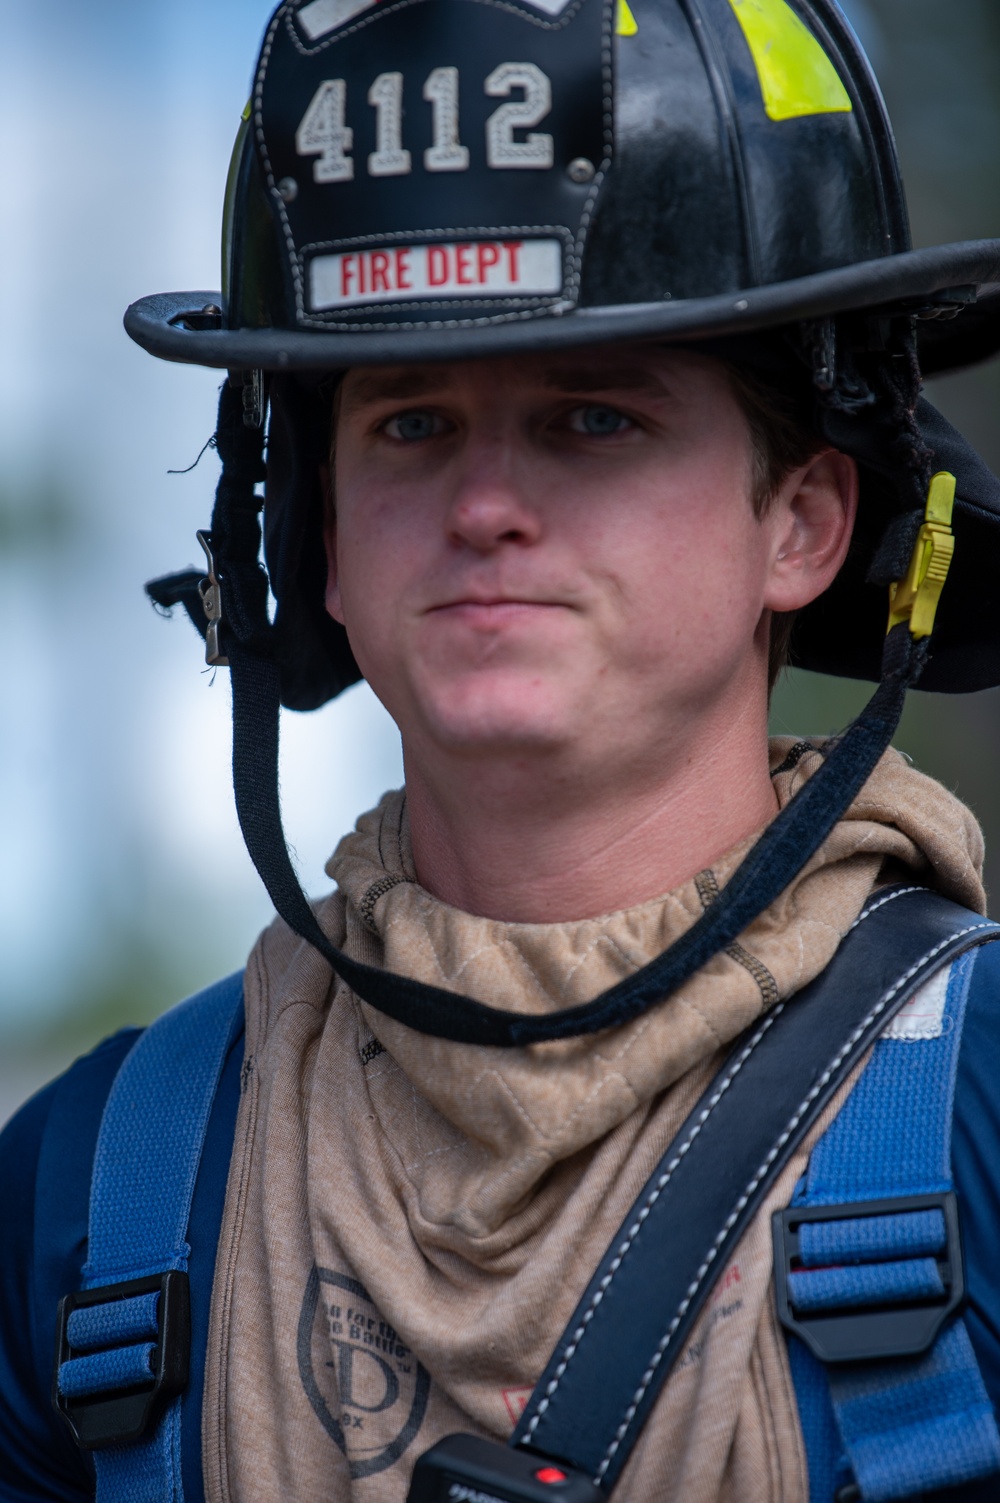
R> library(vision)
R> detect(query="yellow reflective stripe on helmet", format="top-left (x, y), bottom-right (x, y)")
top-left (616, 0), bottom-right (638, 36)
top-left (727, 0), bottom-right (852, 121)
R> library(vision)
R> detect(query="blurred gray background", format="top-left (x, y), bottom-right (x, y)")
top-left (1, 0), bottom-right (998, 1121)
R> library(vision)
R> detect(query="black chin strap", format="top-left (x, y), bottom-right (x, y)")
top-left (215, 381), bottom-right (928, 1048)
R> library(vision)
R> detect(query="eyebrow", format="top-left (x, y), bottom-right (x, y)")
top-left (340, 369), bottom-right (455, 411)
top-left (538, 364), bottom-right (679, 399)
top-left (340, 359), bottom-right (680, 411)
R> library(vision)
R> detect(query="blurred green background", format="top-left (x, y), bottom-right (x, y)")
top-left (0, 0), bottom-right (998, 1121)
top-left (773, 0), bottom-right (1000, 904)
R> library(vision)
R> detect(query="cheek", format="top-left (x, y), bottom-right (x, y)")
top-left (327, 482), bottom-right (432, 686)
top-left (600, 468), bottom-right (770, 656)
top-left (335, 521), bottom-right (396, 635)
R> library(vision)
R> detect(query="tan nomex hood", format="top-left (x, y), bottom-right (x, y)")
top-left (203, 742), bottom-right (984, 1503)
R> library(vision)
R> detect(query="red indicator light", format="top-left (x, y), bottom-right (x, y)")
top-left (535, 1467), bottom-right (568, 1485)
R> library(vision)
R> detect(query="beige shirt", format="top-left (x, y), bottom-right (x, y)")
top-left (203, 741), bottom-right (985, 1503)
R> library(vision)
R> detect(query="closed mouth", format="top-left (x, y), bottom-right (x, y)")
top-left (428, 598), bottom-right (565, 616)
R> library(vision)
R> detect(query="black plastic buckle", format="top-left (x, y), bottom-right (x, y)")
top-left (53, 1271), bottom-right (190, 1450)
top-left (408, 1434), bottom-right (602, 1503)
top-left (773, 1192), bottom-right (964, 1364)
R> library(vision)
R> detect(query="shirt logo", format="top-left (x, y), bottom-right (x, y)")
top-left (298, 1267), bottom-right (431, 1477)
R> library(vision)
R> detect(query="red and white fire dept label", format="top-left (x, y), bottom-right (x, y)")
top-left (308, 238), bottom-right (563, 310)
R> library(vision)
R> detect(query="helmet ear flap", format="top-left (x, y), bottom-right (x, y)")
top-left (265, 375), bottom-right (363, 710)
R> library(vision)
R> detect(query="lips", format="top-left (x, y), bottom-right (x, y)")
top-left (428, 598), bottom-right (566, 618)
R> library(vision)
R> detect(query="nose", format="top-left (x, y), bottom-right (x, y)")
top-left (443, 440), bottom-right (543, 554)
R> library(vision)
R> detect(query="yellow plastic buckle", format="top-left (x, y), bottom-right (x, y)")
top-left (887, 471), bottom-right (956, 640)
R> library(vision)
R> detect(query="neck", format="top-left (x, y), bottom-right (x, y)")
top-left (402, 696), bottom-right (779, 924)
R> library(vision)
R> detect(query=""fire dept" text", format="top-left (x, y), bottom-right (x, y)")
top-left (309, 236), bottom-right (563, 310)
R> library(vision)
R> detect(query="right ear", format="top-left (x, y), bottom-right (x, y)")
top-left (320, 462), bottom-right (345, 625)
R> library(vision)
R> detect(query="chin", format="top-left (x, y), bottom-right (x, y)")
top-left (414, 676), bottom-right (570, 755)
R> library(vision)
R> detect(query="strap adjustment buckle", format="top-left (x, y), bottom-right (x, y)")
top-left (773, 1192), bottom-right (964, 1363)
top-left (53, 1271), bottom-right (190, 1449)
top-left (887, 471), bottom-right (956, 639)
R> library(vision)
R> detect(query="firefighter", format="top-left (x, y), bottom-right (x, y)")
top-left (3, 1), bottom-right (1000, 1500)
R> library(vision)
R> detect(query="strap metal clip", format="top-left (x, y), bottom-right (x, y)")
top-left (196, 529), bottom-right (229, 667)
top-left (773, 1191), bottom-right (964, 1364)
top-left (228, 366), bottom-right (265, 428)
top-left (887, 471), bottom-right (956, 639)
top-left (53, 1270), bottom-right (190, 1450)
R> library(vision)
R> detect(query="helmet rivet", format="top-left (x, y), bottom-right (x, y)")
top-left (277, 176), bottom-right (299, 203)
top-left (567, 157), bottom-right (596, 184)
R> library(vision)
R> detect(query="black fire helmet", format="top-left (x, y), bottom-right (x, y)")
top-left (132, 0), bottom-right (1000, 1047)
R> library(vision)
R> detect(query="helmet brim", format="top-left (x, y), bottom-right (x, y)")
top-left (126, 241), bottom-right (1000, 373)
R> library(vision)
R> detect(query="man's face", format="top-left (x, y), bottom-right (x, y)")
top-left (327, 345), bottom-right (827, 778)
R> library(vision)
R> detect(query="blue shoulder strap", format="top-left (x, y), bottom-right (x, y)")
top-left (785, 945), bottom-right (1000, 1501)
top-left (52, 970), bottom-right (244, 1503)
top-left (513, 887), bottom-right (1000, 1491)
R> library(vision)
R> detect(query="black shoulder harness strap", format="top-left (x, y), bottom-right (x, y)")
top-left (505, 885), bottom-right (1000, 1490)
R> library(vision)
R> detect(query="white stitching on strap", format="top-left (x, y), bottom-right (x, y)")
top-left (515, 890), bottom-right (996, 1479)
top-left (848, 885), bottom-right (926, 929)
top-left (590, 920), bottom-right (997, 1482)
top-left (519, 1001), bottom-right (787, 1445)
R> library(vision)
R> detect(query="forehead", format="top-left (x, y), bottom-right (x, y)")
top-left (338, 343), bottom-right (730, 411)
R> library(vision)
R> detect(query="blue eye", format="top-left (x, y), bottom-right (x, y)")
top-left (569, 405), bottom-right (632, 436)
top-left (385, 410), bottom-right (444, 441)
